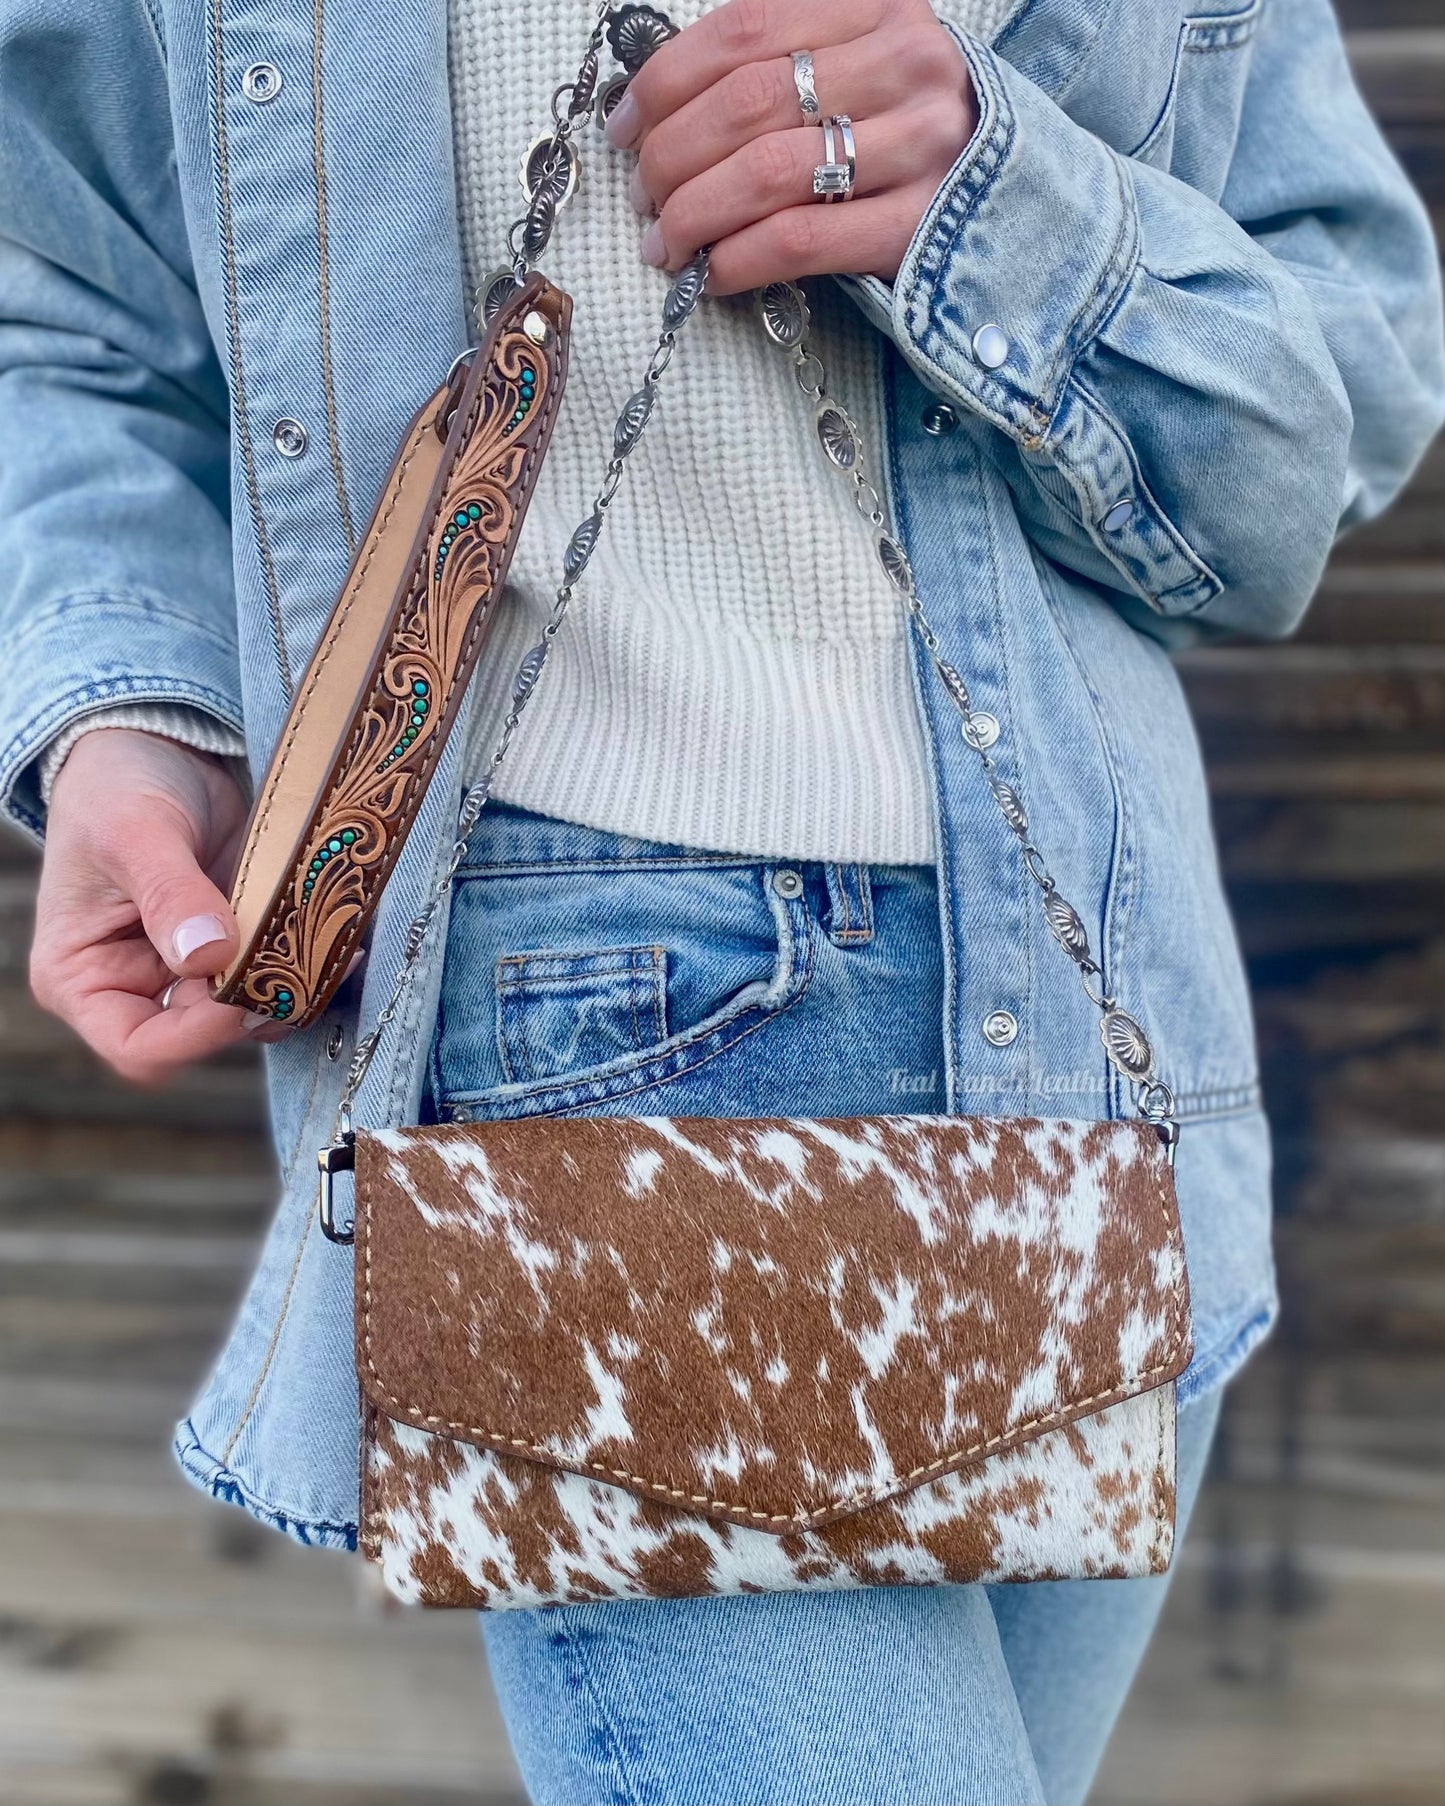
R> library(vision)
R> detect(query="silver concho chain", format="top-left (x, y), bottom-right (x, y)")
top-left (334, 2), bottom-right (699, 1137)
top-left (332, 0), bottom-right (1176, 1162)
top-left (754, 281), bottom-right (1175, 1142)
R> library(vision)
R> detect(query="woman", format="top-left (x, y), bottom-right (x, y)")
top-left (2, 0), bottom-right (1440, 1798)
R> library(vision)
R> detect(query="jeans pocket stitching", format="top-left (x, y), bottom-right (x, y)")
top-left (446, 893), bottom-right (815, 1116)
top-left (493, 945), bottom-right (670, 1089)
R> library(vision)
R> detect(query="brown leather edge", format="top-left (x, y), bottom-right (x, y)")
top-left (351, 1118), bottom-right (1194, 1536)
top-left (211, 275), bottom-right (572, 1030)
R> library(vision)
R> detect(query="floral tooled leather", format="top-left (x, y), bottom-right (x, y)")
top-left (212, 276), bottom-right (571, 1029)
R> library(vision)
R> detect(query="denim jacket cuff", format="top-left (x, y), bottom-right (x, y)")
top-left (879, 31), bottom-right (1220, 613)
top-left (891, 31), bottom-right (1138, 440)
top-left (0, 591), bottom-right (244, 842)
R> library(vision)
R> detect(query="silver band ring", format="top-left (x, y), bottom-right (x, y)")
top-left (158, 978), bottom-right (183, 1012)
top-left (813, 113), bottom-right (856, 202)
top-left (791, 51), bottom-right (821, 124)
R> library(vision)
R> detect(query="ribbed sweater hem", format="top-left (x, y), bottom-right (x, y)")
top-left (472, 591), bottom-right (937, 865)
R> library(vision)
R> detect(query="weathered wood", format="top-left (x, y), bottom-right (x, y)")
top-left (1347, 29), bottom-right (1445, 125)
top-left (1340, 0), bottom-right (1443, 30)
top-left (1298, 565), bottom-right (1445, 647)
top-left (1179, 644), bottom-right (1445, 735)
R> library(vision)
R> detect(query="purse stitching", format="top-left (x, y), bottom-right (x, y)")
top-left (248, 336), bottom-right (568, 1022)
top-left (230, 403), bottom-right (438, 916)
top-left (358, 1125), bottom-right (1186, 1531)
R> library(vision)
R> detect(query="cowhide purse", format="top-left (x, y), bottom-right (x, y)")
top-left (221, 3), bottom-right (1193, 1612)
top-left (350, 1113), bottom-right (1189, 1610)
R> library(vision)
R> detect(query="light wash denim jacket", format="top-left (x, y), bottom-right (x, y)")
top-left (1, 0), bottom-right (1440, 1547)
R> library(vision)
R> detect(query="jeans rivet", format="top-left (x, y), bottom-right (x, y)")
top-left (326, 1023), bottom-right (344, 1060)
top-left (772, 869), bottom-right (804, 900)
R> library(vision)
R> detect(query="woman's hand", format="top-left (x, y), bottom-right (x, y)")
top-left (29, 729), bottom-right (257, 1084)
top-left (606, 0), bottom-right (977, 293)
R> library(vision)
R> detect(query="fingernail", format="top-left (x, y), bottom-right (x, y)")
top-left (605, 90), bottom-right (640, 148)
top-left (641, 221), bottom-right (665, 267)
top-left (173, 914), bottom-right (227, 962)
top-left (628, 165), bottom-right (653, 216)
top-left (240, 1010), bottom-right (272, 1034)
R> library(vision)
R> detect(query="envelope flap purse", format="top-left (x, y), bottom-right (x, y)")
top-left (355, 1115), bottom-right (1189, 1538)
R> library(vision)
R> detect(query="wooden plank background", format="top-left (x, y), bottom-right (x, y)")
top-left (1, 11), bottom-right (1441, 1802)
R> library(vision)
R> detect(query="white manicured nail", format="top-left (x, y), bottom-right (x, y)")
top-left (605, 90), bottom-right (640, 148)
top-left (628, 165), bottom-right (653, 216)
top-left (173, 914), bottom-right (226, 962)
top-left (641, 221), bottom-right (665, 267)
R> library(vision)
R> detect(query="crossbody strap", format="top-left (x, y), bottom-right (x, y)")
top-left (317, 3), bottom-right (1176, 1239)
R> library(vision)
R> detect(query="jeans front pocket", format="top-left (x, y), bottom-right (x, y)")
top-left (496, 946), bottom-right (668, 1084)
top-left (428, 819), bottom-right (816, 1119)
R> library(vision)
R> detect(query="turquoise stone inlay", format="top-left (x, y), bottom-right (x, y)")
top-left (502, 361), bottom-right (538, 438)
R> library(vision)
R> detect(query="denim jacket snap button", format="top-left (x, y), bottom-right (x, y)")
top-left (241, 62), bottom-right (284, 104)
top-left (921, 403), bottom-right (958, 436)
top-left (962, 710), bottom-right (999, 750)
top-left (272, 417), bottom-right (309, 458)
top-left (1101, 499), bottom-right (1135, 533)
top-left (971, 324), bottom-right (1009, 370)
top-left (982, 1010), bottom-right (1019, 1047)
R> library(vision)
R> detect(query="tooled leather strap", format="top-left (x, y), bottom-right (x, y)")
top-left (210, 275), bottom-right (572, 1031)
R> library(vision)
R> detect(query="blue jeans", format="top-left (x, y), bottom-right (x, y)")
top-left (425, 804), bottom-right (1224, 1805)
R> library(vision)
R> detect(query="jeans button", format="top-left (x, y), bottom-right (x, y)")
top-left (982, 1010), bottom-right (1019, 1047)
top-left (921, 403), bottom-right (958, 436)
top-left (241, 61), bottom-right (284, 104)
top-left (272, 417), bottom-right (309, 458)
top-left (772, 869), bottom-right (804, 899)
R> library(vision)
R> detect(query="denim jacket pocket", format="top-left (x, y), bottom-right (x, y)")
top-left (1129, 0), bottom-right (1263, 190)
top-left (430, 855), bottom-right (815, 1119)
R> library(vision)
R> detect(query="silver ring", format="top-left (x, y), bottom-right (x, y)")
top-left (791, 51), bottom-right (821, 125)
top-left (158, 978), bottom-right (183, 1012)
top-left (813, 114), bottom-right (856, 203)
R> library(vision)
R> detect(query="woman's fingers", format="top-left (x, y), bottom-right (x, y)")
top-left (635, 26), bottom-right (944, 207)
top-left (30, 728), bottom-right (256, 1084)
top-left (64, 982), bottom-right (254, 1086)
top-left (703, 179), bottom-right (940, 293)
top-left (609, 0), bottom-right (885, 148)
top-left (645, 111), bottom-right (964, 271)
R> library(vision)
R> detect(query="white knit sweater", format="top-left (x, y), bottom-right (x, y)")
top-left (450, 0), bottom-right (960, 863)
top-left (45, 1), bottom-right (1017, 860)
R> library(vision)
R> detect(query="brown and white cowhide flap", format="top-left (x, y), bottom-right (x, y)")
top-left (353, 1115), bottom-right (1191, 1609)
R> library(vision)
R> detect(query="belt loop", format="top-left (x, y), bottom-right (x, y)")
top-left (822, 863), bottom-right (874, 947)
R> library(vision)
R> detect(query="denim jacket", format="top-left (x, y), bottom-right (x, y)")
top-left (1, 0), bottom-right (1440, 1547)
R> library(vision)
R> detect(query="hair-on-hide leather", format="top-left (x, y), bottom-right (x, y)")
top-left (353, 1113), bottom-right (1191, 1610)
